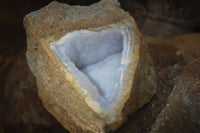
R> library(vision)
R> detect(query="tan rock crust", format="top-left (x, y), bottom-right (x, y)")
top-left (24, 0), bottom-right (156, 132)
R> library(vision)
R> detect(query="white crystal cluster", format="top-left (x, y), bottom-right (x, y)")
top-left (51, 25), bottom-right (132, 121)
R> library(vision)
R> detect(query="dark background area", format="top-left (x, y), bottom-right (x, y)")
top-left (0, 0), bottom-right (199, 53)
top-left (0, 0), bottom-right (200, 133)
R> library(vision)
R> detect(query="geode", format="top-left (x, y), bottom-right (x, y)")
top-left (24, 0), bottom-right (156, 132)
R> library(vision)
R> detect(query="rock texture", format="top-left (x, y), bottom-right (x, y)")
top-left (151, 60), bottom-right (200, 133)
top-left (1, 0), bottom-right (200, 132)
top-left (1, 33), bottom-right (200, 132)
top-left (23, 0), bottom-right (156, 132)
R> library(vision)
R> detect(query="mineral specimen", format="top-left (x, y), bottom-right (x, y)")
top-left (24, 0), bottom-right (156, 132)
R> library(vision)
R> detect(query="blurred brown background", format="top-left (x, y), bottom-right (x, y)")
top-left (0, 0), bottom-right (200, 133)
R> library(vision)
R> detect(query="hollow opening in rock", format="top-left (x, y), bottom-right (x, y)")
top-left (51, 26), bottom-right (132, 111)
top-left (71, 30), bottom-right (123, 99)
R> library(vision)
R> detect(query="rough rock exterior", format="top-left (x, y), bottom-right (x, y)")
top-left (23, 0), bottom-right (156, 132)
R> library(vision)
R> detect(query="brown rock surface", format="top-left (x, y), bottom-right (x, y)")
top-left (23, 0), bottom-right (156, 132)
top-left (149, 34), bottom-right (200, 133)
top-left (151, 59), bottom-right (200, 133)
top-left (0, 0), bottom-right (200, 132)
top-left (1, 33), bottom-right (200, 132)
